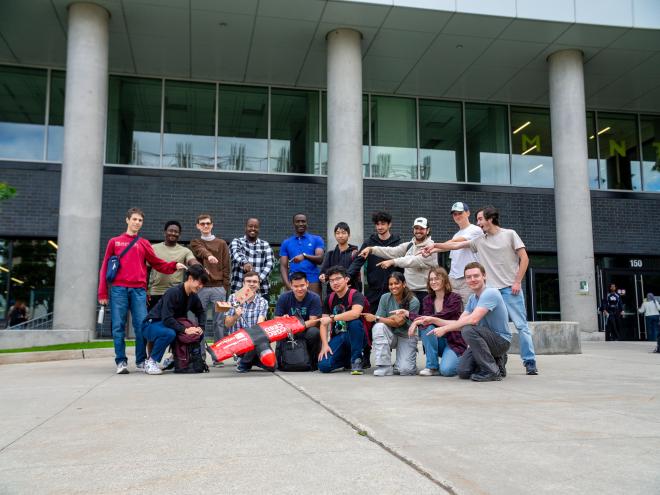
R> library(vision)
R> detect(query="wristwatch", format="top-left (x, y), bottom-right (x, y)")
top-left (375, 316), bottom-right (380, 323)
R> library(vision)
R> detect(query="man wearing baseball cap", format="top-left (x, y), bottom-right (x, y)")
top-left (358, 216), bottom-right (437, 303)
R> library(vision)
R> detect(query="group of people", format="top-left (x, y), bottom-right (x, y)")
top-left (98, 201), bottom-right (541, 381)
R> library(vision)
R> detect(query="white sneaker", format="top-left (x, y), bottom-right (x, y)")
top-left (373, 366), bottom-right (393, 377)
top-left (116, 362), bottom-right (129, 374)
top-left (419, 368), bottom-right (439, 376)
top-left (145, 358), bottom-right (163, 375)
top-left (136, 362), bottom-right (145, 372)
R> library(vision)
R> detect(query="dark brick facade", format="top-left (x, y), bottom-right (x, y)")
top-left (2, 162), bottom-right (660, 257)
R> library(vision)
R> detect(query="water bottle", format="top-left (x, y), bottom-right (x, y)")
top-left (97, 305), bottom-right (105, 324)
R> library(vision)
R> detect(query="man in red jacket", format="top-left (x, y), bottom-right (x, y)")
top-left (98, 207), bottom-right (186, 374)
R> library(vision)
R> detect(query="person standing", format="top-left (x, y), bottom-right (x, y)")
top-left (98, 207), bottom-right (186, 374)
top-left (229, 217), bottom-right (274, 297)
top-left (280, 213), bottom-right (325, 296)
top-left (190, 213), bottom-right (230, 343)
top-left (638, 293), bottom-right (660, 348)
top-left (600, 283), bottom-right (623, 342)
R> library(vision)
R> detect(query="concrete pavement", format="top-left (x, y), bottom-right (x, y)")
top-left (1, 341), bottom-right (659, 494)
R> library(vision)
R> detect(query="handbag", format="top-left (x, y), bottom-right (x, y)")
top-left (105, 236), bottom-right (141, 282)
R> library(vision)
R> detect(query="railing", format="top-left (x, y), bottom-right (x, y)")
top-left (6, 312), bottom-right (54, 330)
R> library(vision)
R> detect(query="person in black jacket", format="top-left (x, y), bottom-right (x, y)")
top-left (141, 265), bottom-right (209, 374)
top-left (600, 283), bottom-right (623, 341)
top-left (319, 222), bottom-right (361, 292)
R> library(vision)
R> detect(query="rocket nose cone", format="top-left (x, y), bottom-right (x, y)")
top-left (259, 349), bottom-right (276, 368)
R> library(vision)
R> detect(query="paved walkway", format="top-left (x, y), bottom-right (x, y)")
top-left (1, 341), bottom-right (658, 494)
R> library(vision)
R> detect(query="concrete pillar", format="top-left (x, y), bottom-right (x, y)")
top-left (53, 3), bottom-right (109, 335)
top-left (548, 49), bottom-right (598, 333)
top-left (326, 28), bottom-right (364, 249)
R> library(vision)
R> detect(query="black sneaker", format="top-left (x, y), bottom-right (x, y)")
top-left (350, 358), bottom-right (364, 375)
top-left (495, 354), bottom-right (508, 378)
top-left (524, 360), bottom-right (538, 375)
top-left (470, 371), bottom-right (502, 382)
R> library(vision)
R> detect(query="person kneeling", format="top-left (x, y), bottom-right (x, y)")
top-left (427, 262), bottom-right (511, 382)
top-left (318, 266), bottom-right (367, 375)
top-left (363, 272), bottom-right (419, 376)
top-left (142, 265), bottom-right (209, 375)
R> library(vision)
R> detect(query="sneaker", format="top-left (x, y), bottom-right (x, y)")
top-left (495, 354), bottom-right (508, 378)
top-left (116, 361), bottom-right (129, 374)
top-left (235, 364), bottom-right (250, 373)
top-left (161, 356), bottom-right (175, 371)
top-left (136, 362), bottom-right (145, 372)
top-left (213, 361), bottom-right (225, 368)
top-left (470, 370), bottom-right (502, 382)
top-left (419, 368), bottom-right (439, 376)
top-left (524, 360), bottom-right (538, 375)
top-left (144, 358), bottom-right (163, 375)
top-left (350, 358), bottom-right (364, 375)
top-left (373, 365), bottom-right (393, 377)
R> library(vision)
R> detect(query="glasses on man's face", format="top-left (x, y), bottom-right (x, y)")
top-left (198, 221), bottom-right (212, 226)
top-left (328, 277), bottom-right (344, 284)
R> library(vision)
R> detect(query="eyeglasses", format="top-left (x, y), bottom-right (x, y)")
top-left (198, 221), bottom-right (212, 226)
top-left (328, 277), bottom-right (344, 284)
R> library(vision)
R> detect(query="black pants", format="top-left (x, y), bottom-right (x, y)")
top-left (457, 325), bottom-right (510, 378)
top-left (606, 315), bottom-right (621, 341)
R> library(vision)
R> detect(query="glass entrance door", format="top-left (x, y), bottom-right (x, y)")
top-left (527, 268), bottom-right (560, 321)
top-left (599, 271), bottom-right (641, 340)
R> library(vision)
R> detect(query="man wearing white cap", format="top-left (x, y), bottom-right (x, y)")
top-left (432, 202), bottom-right (483, 306)
top-left (358, 217), bottom-right (437, 302)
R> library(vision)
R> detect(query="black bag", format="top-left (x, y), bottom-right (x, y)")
top-left (276, 336), bottom-right (311, 372)
top-left (106, 235), bottom-right (141, 283)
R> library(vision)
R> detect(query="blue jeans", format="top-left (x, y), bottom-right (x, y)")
top-left (645, 315), bottom-right (659, 342)
top-left (142, 320), bottom-right (176, 363)
top-left (318, 319), bottom-right (365, 373)
top-left (499, 287), bottom-right (535, 363)
top-left (420, 325), bottom-right (460, 376)
top-left (110, 286), bottom-right (148, 365)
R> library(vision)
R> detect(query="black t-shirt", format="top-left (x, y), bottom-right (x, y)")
top-left (323, 289), bottom-right (367, 334)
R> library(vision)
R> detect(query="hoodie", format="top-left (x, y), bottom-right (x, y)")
top-left (369, 236), bottom-right (438, 291)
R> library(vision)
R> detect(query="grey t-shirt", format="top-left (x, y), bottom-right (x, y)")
top-left (469, 228), bottom-right (525, 289)
top-left (466, 288), bottom-right (511, 342)
top-left (376, 292), bottom-right (420, 337)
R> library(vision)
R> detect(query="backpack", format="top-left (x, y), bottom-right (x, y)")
top-left (173, 319), bottom-right (209, 373)
top-left (276, 336), bottom-right (312, 371)
top-left (328, 289), bottom-right (372, 345)
top-left (106, 236), bottom-right (140, 283)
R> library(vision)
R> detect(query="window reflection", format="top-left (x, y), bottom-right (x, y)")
top-left (596, 113), bottom-right (641, 191)
top-left (0, 66), bottom-right (46, 160)
top-left (465, 103), bottom-right (510, 184)
top-left (419, 100), bottom-right (464, 182)
top-left (640, 115), bottom-right (660, 192)
top-left (106, 76), bottom-right (162, 166)
top-left (218, 85), bottom-right (268, 172)
top-left (370, 96), bottom-right (417, 180)
top-left (163, 80), bottom-right (215, 170)
top-left (510, 107), bottom-right (553, 188)
top-left (46, 71), bottom-right (65, 162)
top-left (586, 111), bottom-right (600, 189)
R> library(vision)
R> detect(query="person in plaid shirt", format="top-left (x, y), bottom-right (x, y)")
top-left (229, 218), bottom-right (274, 296)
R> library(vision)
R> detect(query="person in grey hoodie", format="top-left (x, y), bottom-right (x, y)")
top-left (359, 217), bottom-right (438, 303)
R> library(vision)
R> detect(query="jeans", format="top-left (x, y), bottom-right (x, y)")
top-left (457, 324), bottom-right (510, 378)
top-left (419, 325), bottom-right (460, 376)
top-left (645, 315), bottom-right (659, 342)
top-left (499, 287), bottom-right (536, 363)
top-left (110, 286), bottom-right (148, 365)
top-left (142, 320), bottom-right (176, 363)
top-left (197, 287), bottom-right (227, 341)
top-left (318, 319), bottom-right (365, 373)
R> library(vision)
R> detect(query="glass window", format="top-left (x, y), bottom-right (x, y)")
top-left (596, 112), bottom-right (641, 191)
top-left (370, 96), bottom-right (417, 179)
top-left (270, 88), bottom-right (319, 174)
top-left (106, 76), bottom-right (162, 166)
top-left (640, 115), bottom-right (660, 192)
top-left (319, 93), bottom-right (327, 175)
top-left (465, 103), bottom-right (510, 184)
top-left (363, 95), bottom-right (369, 178)
top-left (0, 66), bottom-right (47, 161)
top-left (0, 240), bottom-right (8, 323)
top-left (586, 111), bottom-right (600, 189)
top-left (419, 99), bottom-right (464, 182)
top-left (510, 106), bottom-right (553, 188)
top-left (46, 71), bottom-right (65, 162)
top-left (162, 80), bottom-right (215, 170)
top-left (218, 85), bottom-right (268, 172)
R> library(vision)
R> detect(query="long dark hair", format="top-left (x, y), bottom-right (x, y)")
top-left (388, 272), bottom-right (413, 310)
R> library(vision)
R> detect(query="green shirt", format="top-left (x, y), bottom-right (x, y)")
top-left (376, 293), bottom-right (420, 337)
top-left (148, 243), bottom-right (196, 295)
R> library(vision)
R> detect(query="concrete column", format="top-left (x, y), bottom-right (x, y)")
top-left (326, 28), bottom-right (363, 249)
top-left (548, 49), bottom-right (598, 333)
top-left (53, 3), bottom-right (109, 335)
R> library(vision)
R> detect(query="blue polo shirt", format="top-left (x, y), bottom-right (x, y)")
top-left (280, 233), bottom-right (325, 282)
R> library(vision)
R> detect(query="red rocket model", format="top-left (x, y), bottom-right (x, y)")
top-left (206, 315), bottom-right (315, 369)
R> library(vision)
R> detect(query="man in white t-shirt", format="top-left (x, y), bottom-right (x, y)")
top-left (431, 202), bottom-right (482, 306)
top-left (422, 205), bottom-right (538, 376)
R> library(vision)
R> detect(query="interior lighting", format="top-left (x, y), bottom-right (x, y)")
top-left (48, 240), bottom-right (58, 249)
top-left (528, 164), bottom-right (544, 174)
top-left (597, 126), bottom-right (611, 136)
top-left (11, 277), bottom-right (24, 285)
top-left (589, 135), bottom-right (595, 139)
top-left (521, 145), bottom-right (537, 155)
top-left (513, 121), bottom-right (531, 134)
top-left (0, 266), bottom-right (8, 273)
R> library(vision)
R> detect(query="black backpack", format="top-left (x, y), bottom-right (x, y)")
top-left (276, 336), bottom-right (312, 371)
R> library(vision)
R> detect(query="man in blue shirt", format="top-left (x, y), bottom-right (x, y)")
top-left (275, 272), bottom-right (322, 370)
top-left (428, 261), bottom-right (511, 382)
top-left (279, 213), bottom-right (325, 296)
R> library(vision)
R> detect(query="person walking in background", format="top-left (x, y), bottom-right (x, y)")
top-left (638, 293), bottom-right (660, 351)
top-left (600, 283), bottom-right (623, 342)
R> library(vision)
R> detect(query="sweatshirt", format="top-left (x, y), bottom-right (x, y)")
top-left (190, 238), bottom-right (230, 292)
top-left (98, 233), bottom-right (177, 300)
top-left (369, 237), bottom-right (438, 292)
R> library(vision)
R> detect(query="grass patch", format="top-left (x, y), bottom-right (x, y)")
top-left (0, 340), bottom-right (135, 354)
